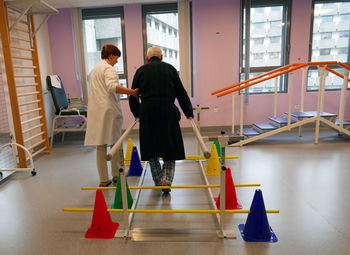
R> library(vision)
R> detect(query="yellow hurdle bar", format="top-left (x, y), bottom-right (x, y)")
top-left (63, 208), bottom-right (279, 214)
top-left (124, 155), bottom-right (238, 161)
top-left (81, 184), bottom-right (261, 190)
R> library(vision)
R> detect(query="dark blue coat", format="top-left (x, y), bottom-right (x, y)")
top-left (129, 57), bottom-right (193, 160)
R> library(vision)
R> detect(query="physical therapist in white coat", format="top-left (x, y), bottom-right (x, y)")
top-left (84, 44), bottom-right (139, 187)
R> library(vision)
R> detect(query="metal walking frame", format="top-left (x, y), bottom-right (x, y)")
top-left (0, 142), bottom-right (36, 176)
top-left (104, 116), bottom-right (247, 239)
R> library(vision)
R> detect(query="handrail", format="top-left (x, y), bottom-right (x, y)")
top-left (211, 64), bottom-right (292, 95)
top-left (106, 118), bottom-right (139, 161)
top-left (320, 65), bottom-right (350, 82)
top-left (308, 61), bottom-right (338, 66)
top-left (213, 61), bottom-right (349, 98)
top-left (216, 63), bottom-right (308, 97)
top-left (339, 62), bottom-right (350, 70)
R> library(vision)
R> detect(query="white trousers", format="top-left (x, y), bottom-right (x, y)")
top-left (96, 144), bottom-right (123, 183)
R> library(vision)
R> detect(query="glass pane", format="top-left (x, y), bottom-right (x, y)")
top-left (83, 16), bottom-right (127, 98)
top-left (243, 6), bottom-right (286, 68)
top-left (307, 68), bottom-right (350, 91)
top-left (240, 72), bottom-right (286, 93)
top-left (146, 12), bottom-right (179, 71)
top-left (311, 2), bottom-right (350, 63)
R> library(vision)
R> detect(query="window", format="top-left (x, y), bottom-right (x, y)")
top-left (253, 37), bottom-right (264, 45)
top-left (155, 21), bottom-right (159, 30)
top-left (82, 7), bottom-right (128, 99)
top-left (270, 36), bottom-right (281, 43)
top-left (320, 48), bottom-right (331, 55)
top-left (162, 24), bottom-right (166, 33)
top-left (321, 15), bottom-right (333, 23)
top-left (308, 1), bottom-right (350, 91)
top-left (240, 1), bottom-right (291, 94)
top-left (142, 4), bottom-right (181, 70)
top-left (321, 32), bottom-right (332, 39)
top-left (339, 31), bottom-right (349, 38)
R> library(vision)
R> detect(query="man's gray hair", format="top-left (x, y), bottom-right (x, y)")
top-left (147, 46), bottom-right (163, 58)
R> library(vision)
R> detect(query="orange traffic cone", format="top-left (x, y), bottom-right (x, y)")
top-left (205, 144), bottom-right (221, 175)
top-left (85, 190), bottom-right (119, 239)
top-left (215, 168), bottom-right (242, 209)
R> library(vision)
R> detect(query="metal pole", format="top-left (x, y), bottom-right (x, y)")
top-left (119, 168), bottom-right (130, 237)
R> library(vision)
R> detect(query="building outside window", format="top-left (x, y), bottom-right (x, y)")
top-left (308, 1), bottom-right (350, 91)
top-left (82, 7), bottom-right (128, 99)
top-left (143, 4), bottom-right (180, 70)
top-left (240, 0), bottom-right (291, 94)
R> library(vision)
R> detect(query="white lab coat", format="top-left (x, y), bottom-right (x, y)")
top-left (84, 60), bottom-right (123, 146)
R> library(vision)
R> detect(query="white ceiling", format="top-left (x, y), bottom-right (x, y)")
top-left (43, 0), bottom-right (175, 9)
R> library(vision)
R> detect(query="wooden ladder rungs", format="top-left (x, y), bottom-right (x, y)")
top-left (11, 34), bottom-right (31, 42)
top-left (24, 131), bottom-right (45, 143)
top-left (21, 116), bottom-right (43, 125)
top-left (12, 26), bottom-right (29, 33)
top-left (8, 15), bottom-right (28, 25)
top-left (23, 124), bottom-right (44, 134)
top-left (13, 65), bottom-right (37, 69)
top-left (20, 108), bottom-right (41, 116)
top-left (11, 45), bottom-right (34, 51)
top-left (16, 83), bottom-right (38, 87)
top-left (12, 55), bottom-right (33, 60)
top-left (17, 91), bottom-right (40, 97)
top-left (27, 139), bottom-right (45, 151)
top-left (18, 99), bottom-right (40, 107)
top-left (29, 146), bottom-right (47, 159)
top-left (15, 74), bottom-right (37, 78)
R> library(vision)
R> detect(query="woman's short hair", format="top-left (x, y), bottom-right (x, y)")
top-left (101, 44), bottom-right (121, 59)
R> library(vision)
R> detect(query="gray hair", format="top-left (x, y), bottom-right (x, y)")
top-left (147, 46), bottom-right (163, 58)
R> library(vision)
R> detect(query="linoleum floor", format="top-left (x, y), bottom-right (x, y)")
top-left (1, 129), bottom-right (350, 255)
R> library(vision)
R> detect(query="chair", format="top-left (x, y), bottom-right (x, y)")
top-left (47, 75), bottom-right (87, 147)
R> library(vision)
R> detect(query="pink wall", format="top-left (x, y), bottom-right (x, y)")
top-left (46, 0), bottom-right (350, 129)
top-left (47, 8), bottom-right (82, 98)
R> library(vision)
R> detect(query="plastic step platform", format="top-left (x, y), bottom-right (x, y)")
top-left (238, 128), bottom-right (261, 136)
top-left (253, 123), bottom-right (278, 133)
top-left (285, 111), bottom-right (313, 119)
top-left (336, 120), bottom-right (350, 126)
top-left (304, 111), bottom-right (337, 118)
top-left (269, 117), bottom-right (297, 127)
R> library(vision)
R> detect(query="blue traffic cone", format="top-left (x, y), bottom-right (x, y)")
top-left (238, 189), bottom-right (278, 242)
top-left (128, 147), bottom-right (143, 176)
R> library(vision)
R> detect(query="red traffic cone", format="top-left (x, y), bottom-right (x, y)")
top-left (215, 168), bottom-right (242, 209)
top-left (85, 190), bottom-right (119, 239)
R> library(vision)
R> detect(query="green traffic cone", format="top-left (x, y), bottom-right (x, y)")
top-left (111, 173), bottom-right (133, 209)
top-left (214, 140), bottom-right (221, 158)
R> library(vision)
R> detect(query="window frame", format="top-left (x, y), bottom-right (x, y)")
top-left (81, 7), bottom-right (129, 98)
top-left (141, 3), bottom-right (194, 96)
top-left (239, 0), bottom-right (292, 95)
top-left (307, 0), bottom-right (350, 91)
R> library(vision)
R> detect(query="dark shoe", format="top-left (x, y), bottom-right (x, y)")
top-left (112, 176), bottom-right (118, 184)
top-left (162, 188), bottom-right (171, 194)
top-left (99, 180), bottom-right (112, 187)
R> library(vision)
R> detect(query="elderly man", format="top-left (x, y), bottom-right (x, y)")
top-left (129, 47), bottom-right (193, 193)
